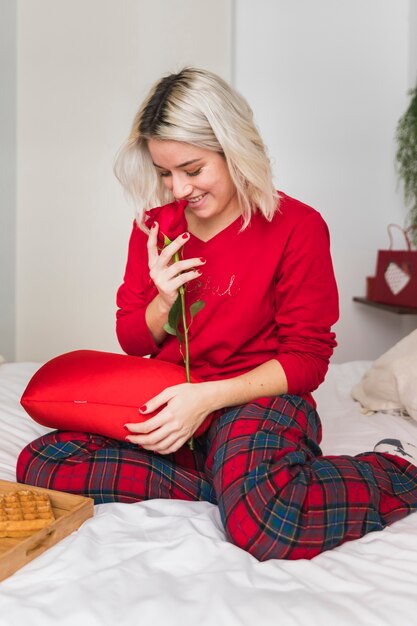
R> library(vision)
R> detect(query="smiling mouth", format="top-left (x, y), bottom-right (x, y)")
top-left (187, 193), bottom-right (207, 204)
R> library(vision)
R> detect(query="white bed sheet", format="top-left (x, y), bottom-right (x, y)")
top-left (1, 361), bottom-right (417, 626)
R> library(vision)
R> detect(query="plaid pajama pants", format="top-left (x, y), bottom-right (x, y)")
top-left (16, 395), bottom-right (417, 560)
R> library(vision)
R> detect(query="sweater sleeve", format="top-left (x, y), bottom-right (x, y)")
top-left (273, 210), bottom-right (339, 394)
top-left (116, 222), bottom-right (160, 357)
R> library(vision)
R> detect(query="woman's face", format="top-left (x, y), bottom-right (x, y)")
top-left (147, 139), bottom-right (240, 225)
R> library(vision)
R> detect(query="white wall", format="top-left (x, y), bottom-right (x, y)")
top-left (233, 0), bottom-right (417, 363)
top-left (0, 0), bottom-right (16, 361)
top-left (11, 0), bottom-right (417, 363)
top-left (16, 0), bottom-right (232, 362)
top-left (410, 0), bottom-right (417, 85)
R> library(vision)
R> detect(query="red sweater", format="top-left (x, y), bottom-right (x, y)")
top-left (116, 192), bottom-right (339, 405)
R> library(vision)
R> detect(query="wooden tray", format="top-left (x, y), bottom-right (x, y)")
top-left (0, 480), bottom-right (94, 582)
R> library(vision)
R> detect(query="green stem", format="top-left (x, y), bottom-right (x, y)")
top-left (174, 251), bottom-right (190, 382)
top-left (179, 285), bottom-right (190, 383)
top-left (174, 250), bottom-right (193, 450)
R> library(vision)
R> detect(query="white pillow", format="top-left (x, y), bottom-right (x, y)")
top-left (352, 330), bottom-right (417, 421)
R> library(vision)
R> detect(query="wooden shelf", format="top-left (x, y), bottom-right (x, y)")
top-left (353, 297), bottom-right (417, 315)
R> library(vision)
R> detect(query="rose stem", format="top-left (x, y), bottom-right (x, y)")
top-left (174, 250), bottom-right (194, 450)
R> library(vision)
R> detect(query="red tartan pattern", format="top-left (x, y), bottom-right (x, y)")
top-left (16, 395), bottom-right (417, 560)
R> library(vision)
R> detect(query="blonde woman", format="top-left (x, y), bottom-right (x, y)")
top-left (17, 68), bottom-right (417, 560)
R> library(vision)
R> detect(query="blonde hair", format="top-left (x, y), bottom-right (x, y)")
top-left (114, 68), bottom-right (279, 229)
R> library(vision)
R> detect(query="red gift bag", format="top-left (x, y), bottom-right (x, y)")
top-left (370, 224), bottom-right (417, 307)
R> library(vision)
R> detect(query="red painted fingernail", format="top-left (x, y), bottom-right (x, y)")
top-left (151, 222), bottom-right (157, 228)
top-left (139, 405), bottom-right (147, 412)
top-left (123, 425), bottom-right (130, 431)
top-left (182, 233), bottom-right (189, 239)
top-left (200, 257), bottom-right (206, 263)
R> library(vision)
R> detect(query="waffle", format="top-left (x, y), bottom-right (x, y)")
top-left (0, 490), bottom-right (55, 538)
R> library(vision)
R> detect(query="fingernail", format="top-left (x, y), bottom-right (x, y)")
top-left (123, 425), bottom-right (130, 432)
top-left (195, 270), bottom-right (202, 275)
top-left (151, 222), bottom-right (157, 229)
top-left (139, 405), bottom-right (147, 412)
top-left (200, 258), bottom-right (206, 263)
top-left (182, 232), bottom-right (189, 239)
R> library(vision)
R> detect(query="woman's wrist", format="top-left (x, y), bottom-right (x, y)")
top-left (203, 377), bottom-right (256, 412)
top-left (145, 295), bottom-right (171, 345)
top-left (202, 360), bottom-right (289, 412)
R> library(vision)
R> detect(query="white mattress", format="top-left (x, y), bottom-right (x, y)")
top-left (1, 361), bottom-right (417, 625)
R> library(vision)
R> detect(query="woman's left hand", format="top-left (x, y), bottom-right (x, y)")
top-left (124, 382), bottom-right (216, 454)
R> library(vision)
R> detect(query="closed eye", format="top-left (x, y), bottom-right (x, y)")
top-left (187, 168), bottom-right (202, 177)
top-left (158, 167), bottom-right (202, 178)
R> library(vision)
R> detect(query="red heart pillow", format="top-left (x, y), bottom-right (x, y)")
top-left (20, 350), bottom-right (213, 440)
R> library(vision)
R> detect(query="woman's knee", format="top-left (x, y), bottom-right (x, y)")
top-left (221, 507), bottom-right (306, 561)
top-left (17, 438), bottom-right (46, 485)
top-left (16, 430), bottom-right (97, 486)
top-left (222, 502), bottom-right (326, 561)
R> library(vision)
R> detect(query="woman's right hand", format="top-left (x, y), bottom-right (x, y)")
top-left (146, 222), bottom-right (205, 320)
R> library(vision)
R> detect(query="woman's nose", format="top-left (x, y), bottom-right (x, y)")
top-left (172, 175), bottom-right (193, 199)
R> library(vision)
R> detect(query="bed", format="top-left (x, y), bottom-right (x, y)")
top-left (1, 359), bottom-right (417, 625)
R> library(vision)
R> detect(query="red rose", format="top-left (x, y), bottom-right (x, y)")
top-left (145, 200), bottom-right (188, 246)
top-left (144, 197), bottom-right (204, 451)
